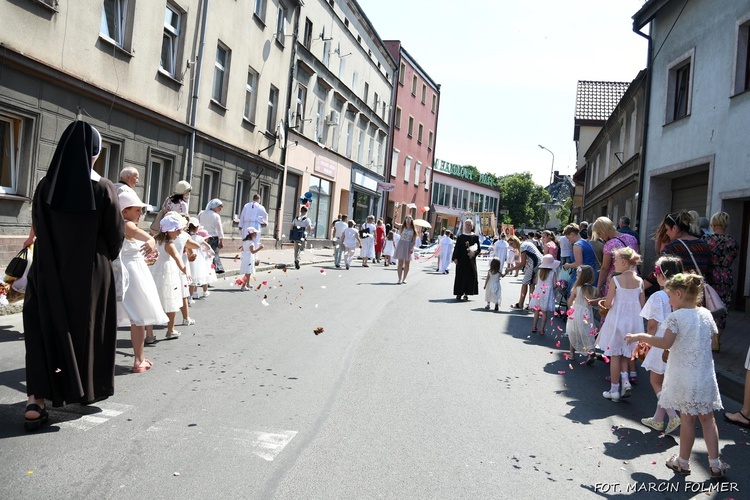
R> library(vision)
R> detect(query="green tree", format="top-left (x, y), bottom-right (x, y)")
top-left (556, 197), bottom-right (572, 227)
top-left (497, 173), bottom-right (550, 228)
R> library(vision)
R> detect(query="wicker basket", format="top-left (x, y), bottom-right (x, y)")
top-left (597, 299), bottom-right (610, 319)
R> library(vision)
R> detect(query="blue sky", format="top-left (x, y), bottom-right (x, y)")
top-left (358, 0), bottom-right (649, 186)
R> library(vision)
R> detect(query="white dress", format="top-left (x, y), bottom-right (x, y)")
top-left (529, 270), bottom-right (556, 312)
top-left (438, 236), bottom-right (454, 273)
top-left (240, 240), bottom-right (258, 275)
top-left (640, 290), bottom-right (672, 374)
top-left (359, 223), bottom-right (376, 258)
top-left (174, 232), bottom-right (191, 298)
top-left (188, 233), bottom-right (210, 286)
top-left (596, 276), bottom-right (643, 357)
top-left (484, 271), bottom-right (501, 304)
top-left (566, 286), bottom-right (596, 352)
top-left (117, 239), bottom-right (169, 327)
top-left (383, 239), bottom-right (395, 257)
top-left (659, 308), bottom-right (722, 415)
top-left (149, 241), bottom-right (183, 313)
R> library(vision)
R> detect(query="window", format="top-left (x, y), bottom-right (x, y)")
top-left (275, 5), bottom-right (287, 44)
top-left (345, 121), bottom-right (353, 157)
top-left (421, 83), bottom-right (426, 104)
top-left (666, 50), bottom-right (693, 123)
top-left (259, 182), bottom-right (271, 209)
top-left (100, 0), bottom-right (130, 49)
top-left (146, 156), bottom-right (173, 208)
top-left (414, 161), bottom-right (421, 187)
top-left (160, 4), bottom-right (181, 77)
top-left (0, 114), bottom-right (22, 195)
top-left (428, 131), bottom-right (434, 150)
top-left (244, 67), bottom-right (259, 123)
top-left (363, 82), bottom-right (369, 104)
top-left (352, 72), bottom-right (359, 94)
top-left (295, 84), bottom-right (307, 133)
top-left (200, 167), bottom-right (221, 210)
top-left (452, 188), bottom-right (460, 208)
top-left (424, 166), bottom-right (430, 190)
top-left (399, 62), bottom-right (405, 85)
top-left (356, 127), bottom-right (364, 163)
top-left (234, 177), bottom-right (250, 218)
top-left (373, 92), bottom-right (379, 112)
top-left (394, 107), bottom-right (402, 129)
top-left (376, 136), bottom-right (383, 174)
top-left (338, 56), bottom-right (346, 80)
top-left (267, 85), bottom-right (279, 132)
top-left (417, 123), bottom-right (423, 144)
top-left (323, 35), bottom-right (331, 68)
top-left (628, 109), bottom-right (637, 157)
top-left (303, 18), bottom-right (313, 50)
top-left (404, 156), bottom-right (412, 183)
top-left (391, 149), bottom-right (399, 178)
top-left (315, 101), bottom-right (325, 142)
top-left (253, 0), bottom-right (266, 22)
top-left (212, 43), bottom-right (231, 105)
top-left (407, 116), bottom-right (414, 137)
top-left (734, 17), bottom-right (750, 94)
top-left (431, 94), bottom-right (437, 113)
top-left (92, 140), bottom-right (121, 183)
top-left (367, 133), bottom-right (374, 167)
top-left (411, 75), bottom-right (417, 95)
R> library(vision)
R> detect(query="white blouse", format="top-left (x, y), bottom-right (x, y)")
top-left (199, 210), bottom-right (224, 239)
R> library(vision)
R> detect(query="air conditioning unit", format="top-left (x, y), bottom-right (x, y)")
top-left (326, 110), bottom-right (340, 126)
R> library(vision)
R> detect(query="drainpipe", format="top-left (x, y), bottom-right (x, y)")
top-left (275, 1), bottom-right (301, 244)
top-left (429, 83), bottom-right (441, 227)
top-left (186, 0), bottom-right (209, 184)
top-left (633, 24), bottom-right (652, 241)
top-left (383, 60), bottom-right (400, 223)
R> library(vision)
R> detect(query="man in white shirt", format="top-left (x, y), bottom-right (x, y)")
top-left (113, 166), bottom-right (138, 195)
top-left (558, 229), bottom-right (573, 265)
top-left (331, 214), bottom-right (349, 268)
top-left (239, 194), bottom-right (268, 237)
top-left (291, 206), bottom-right (313, 269)
top-left (492, 233), bottom-right (509, 272)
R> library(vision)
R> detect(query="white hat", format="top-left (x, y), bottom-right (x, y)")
top-left (245, 227), bottom-right (258, 235)
top-left (189, 217), bottom-right (200, 227)
top-left (160, 212), bottom-right (187, 232)
top-left (539, 254), bottom-right (560, 269)
top-left (174, 180), bottom-right (192, 195)
top-left (118, 190), bottom-right (148, 210)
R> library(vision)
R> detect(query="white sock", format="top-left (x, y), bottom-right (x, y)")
top-left (621, 372), bottom-right (630, 384)
top-left (610, 383), bottom-right (620, 393)
top-left (629, 371), bottom-right (637, 379)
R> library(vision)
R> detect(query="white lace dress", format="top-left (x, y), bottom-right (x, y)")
top-left (174, 232), bottom-right (191, 299)
top-left (596, 276), bottom-right (643, 357)
top-left (117, 239), bottom-right (169, 327)
top-left (188, 234), bottom-right (210, 286)
top-left (359, 223), bottom-right (376, 259)
top-left (659, 308), bottom-right (722, 415)
top-left (484, 271), bottom-right (501, 304)
top-left (566, 286), bottom-right (596, 352)
top-left (640, 291), bottom-right (672, 374)
top-left (149, 241), bottom-right (183, 313)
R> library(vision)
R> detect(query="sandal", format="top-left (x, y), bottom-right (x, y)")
top-left (531, 327), bottom-right (537, 333)
top-left (24, 403), bottom-right (49, 432)
top-left (132, 359), bottom-right (153, 373)
top-left (510, 303), bottom-right (522, 309)
top-left (709, 460), bottom-right (730, 479)
top-left (665, 455), bottom-right (691, 475)
top-left (723, 410), bottom-right (750, 428)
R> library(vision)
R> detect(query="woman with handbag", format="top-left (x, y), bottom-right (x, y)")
top-left (22, 121), bottom-right (124, 430)
top-left (702, 211), bottom-right (739, 351)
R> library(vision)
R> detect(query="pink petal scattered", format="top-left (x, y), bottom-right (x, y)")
top-left (55, 368), bottom-right (62, 373)
top-left (602, 355), bottom-right (610, 363)
top-left (319, 269), bottom-right (326, 274)
top-left (556, 341), bottom-right (561, 348)
top-left (557, 370), bottom-right (566, 375)
top-left (557, 326), bottom-right (563, 331)
top-left (651, 461), bottom-right (657, 465)
top-left (563, 353), bottom-right (569, 360)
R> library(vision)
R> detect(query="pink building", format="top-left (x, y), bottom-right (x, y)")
top-left (383, 41), bottom-right (441, 226)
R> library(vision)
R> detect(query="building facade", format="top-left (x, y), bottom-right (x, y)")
top-left (578, 71), bottom-right (646, 227)
top-left (634, 0), bottom-right (750, 311)
top-left (383, 41), bottom-right (441, 227)
top-left (284, 0), bottom-right (396, 237)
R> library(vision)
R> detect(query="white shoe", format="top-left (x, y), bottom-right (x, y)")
top-left (182, 317), bottom-right (195, 326)
top-left (621, 380), bottom-right (632, 398)
top-left (202, 291), bottom-right (210, 298)
top-left (165, 330), bottom-right (181, 340)
top-left (188, 297), bottom-right (195, 305)
top-left (603, 390), bottom-right (620, 402)
top-left (192, 292), bottom-right (200, 300)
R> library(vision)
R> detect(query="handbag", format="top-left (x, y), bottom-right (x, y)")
top-left (677, 239), bottom-right (727, 317)
top-left (5, 248), bottom-right (29, 278)
top-left (149, 209), bottom-right (166, 233)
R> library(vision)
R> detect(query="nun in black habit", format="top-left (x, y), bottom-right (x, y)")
top-left (23, 121), bottom-right (124, 431)
top-left (451, 218), bottom-right (481, 301)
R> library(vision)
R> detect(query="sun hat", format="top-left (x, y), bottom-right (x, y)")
top-left (174, 180), bottom-right (192, 195)
top-left (118, 190), bottom-right (148, 210)
top-left (189, 217), bottom-right (200, 227)
top-left (539, 254), bottom-right (560, 269)
top-left (245, 227), bottom-right (258, 237)
top-left (160, 212), bottom-right (187, 232)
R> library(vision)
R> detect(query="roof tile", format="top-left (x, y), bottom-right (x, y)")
top-left (575, 80), bottom-right (630, 121)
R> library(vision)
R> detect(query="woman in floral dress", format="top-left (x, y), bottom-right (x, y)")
top-left (702, 211), bottom-right (739, 350)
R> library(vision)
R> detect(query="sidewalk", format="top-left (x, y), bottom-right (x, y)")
top-left (216, 238), bottom-right (335, 275)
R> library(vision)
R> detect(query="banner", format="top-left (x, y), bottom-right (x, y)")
top-left (377, 182), bottom-right (396, 192)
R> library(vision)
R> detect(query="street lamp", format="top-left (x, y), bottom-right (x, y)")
top-left (538, 144), bottom-right (555, 186)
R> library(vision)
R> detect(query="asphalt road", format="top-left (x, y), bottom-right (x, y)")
top-left (0, 257), bottom-right (748, 499)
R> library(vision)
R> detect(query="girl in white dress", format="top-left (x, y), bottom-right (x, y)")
top-left (239, 227), bottom-right (264, 290)
top-left (639, 256), bottom-right (684, 434)
top-left (382, 231), bottom-right (396, 266)
top-left (626, 274), bottom-right (728, 478)
top-left (483, 258), bottom-right (502, 311)
top-left (117, 191), bottom-right (168, 372)
top-left (438, 231), bottom-right (454, 274)
top-left (597, 247), bottom-right (645, 402)
top-left (173, 215), bottom-right (200, 326)
top-left (529, 254), bottom-right (559, 334)
top-left (566, 265), bottom-right (597, 361)
top-left (150, 213), bottom-right (193, 339)
top-left (359, 215), bottom-right (376, 267)
top-left (187, 218), bottom-right (213, 300)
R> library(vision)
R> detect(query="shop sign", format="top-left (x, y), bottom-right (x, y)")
top-left (433, 158), bottom-right (496, 187)
top-left (314, 157), bottom-right (337, 178)
top-left (377, 182), bottom-right (395, 192)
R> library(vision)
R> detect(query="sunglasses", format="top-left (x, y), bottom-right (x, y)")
top-left (666, 213), bottom-right (677, 225)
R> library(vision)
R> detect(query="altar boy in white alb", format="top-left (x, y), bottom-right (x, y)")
top-left (239, 194), bottom-right (268, 236)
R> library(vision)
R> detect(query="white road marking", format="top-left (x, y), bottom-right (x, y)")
top-left (55, 401), bottom-right (132, 431)
top-left (147, 419), bottom-right (297, 461)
